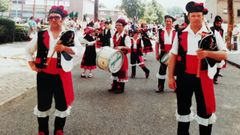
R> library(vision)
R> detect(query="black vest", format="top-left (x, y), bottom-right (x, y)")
top-left (35, 30), bottom-right (62, 68)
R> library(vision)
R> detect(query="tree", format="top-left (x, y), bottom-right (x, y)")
top-left (226, 0), bottom-right (234, 50)
top-left (94, 0), bottom-right (99, 21)
top-left (143, 0), bottom-right (164, 24)
top-left (0, 0), bottom-right (10, 15)
top-left (167, 6), bottom-right (184, 17)
top-left (121, 0), bottom-right (145, 20)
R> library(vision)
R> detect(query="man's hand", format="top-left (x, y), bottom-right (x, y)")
top-left (55, 44), bottom-right (66, 52)
top-left (28, 61), bottom-right (40, 72)
top-left (196, 49), bottom-right (208, 60)
top-left (168, 76), bottom-right (177, 90)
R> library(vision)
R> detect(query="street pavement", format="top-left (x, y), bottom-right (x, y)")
top-left (0, 42), bottom-right (240, 135)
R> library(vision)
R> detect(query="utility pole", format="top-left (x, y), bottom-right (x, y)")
top-left (227, 0), bottom-right (234, 50)
top-left (94, 0), bottom-right (99, 22)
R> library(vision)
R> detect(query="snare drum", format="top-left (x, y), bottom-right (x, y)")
top-left (96, 46), bottom-right (123, 73)
top-left (160, 52), bottom-right (169, 65)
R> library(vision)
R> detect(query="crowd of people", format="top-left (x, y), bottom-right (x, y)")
top-left (25, 1), bottom-right (231, 135)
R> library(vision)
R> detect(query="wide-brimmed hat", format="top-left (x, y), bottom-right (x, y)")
top-left (49, 5), bottom-right (68, 18)
top-left (116, 18), bottom-right (128, 26)
top-left (186, 1), bottom-right (208, 15)
top-left (164, 15), bottom-right (176, 22)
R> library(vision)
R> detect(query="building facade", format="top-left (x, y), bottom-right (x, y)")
top-left (7, 0), bottom-right (70, 20)
top-left (5, 0), bottom-right (124, 22)
top-left (69, 0), bottom-right (124, 21)
top-left (205, 0), bottom-right (240, 23)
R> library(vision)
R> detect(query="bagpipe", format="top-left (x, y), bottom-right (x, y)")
top-left (46, 30), bottom-right (75, 72)
top-left (196, 23), bottom-right (219, 77)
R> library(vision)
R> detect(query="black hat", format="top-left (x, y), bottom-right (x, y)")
top-left (49, 6), bottom-right (68, 18)
top-left (116, 18), bottom-right (128, 26)
top-left (186, 1), bottom-right (208, 15)
top-left (214, 15), bottom-right (223, 23)
top-left (164, 15), bottom-right (176, 22)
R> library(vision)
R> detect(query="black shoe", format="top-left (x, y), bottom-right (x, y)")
top-left (81, 73), bottom-right (87, 78)
top-left (145, 70), bottom-right (150, 79)
top-left (214, 80), bottom-right (218, 85)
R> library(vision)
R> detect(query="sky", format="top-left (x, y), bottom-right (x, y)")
top-left (99, 0), bottom-right (206, 11)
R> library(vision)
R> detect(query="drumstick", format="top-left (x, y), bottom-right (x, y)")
top-left (45, 40), bottom-right (62, 66)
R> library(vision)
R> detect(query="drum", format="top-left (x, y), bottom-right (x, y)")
top-left (96, 46), bottom-right (123, 73)
top-left (160, 52), bottom-right (169, 65)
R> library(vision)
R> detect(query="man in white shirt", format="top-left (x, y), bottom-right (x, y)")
top-left (155, 15), bottom-right (176, 93)
top-left (25, 6), bottom-right (81, 135)
top-left (167, 2), bottom-right (228, 135)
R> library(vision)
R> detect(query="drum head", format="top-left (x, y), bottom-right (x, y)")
top-left (160, 53), bottom-right (169, 64)
top-left (108, 51), bottom-right (123, 73)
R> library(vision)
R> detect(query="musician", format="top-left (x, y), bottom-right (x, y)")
top-left (102, 21), bottom-right (112, 47)
top-left (210, 15), bottom-right (225, 84)
top-left (140, 22), bottom-right (153, 60)
top-left (94, 27), bottom-right (104, 48)
top-left (155, 15), bottom-right (176, 93)
top-left (80, 27), bottom-right (97, 78)
top-left (167, 2), bottom-right (227, 135)
top-left (130, 30), bottom-right (150, 78)
top-left (25, 6), bottom-right (81, 135)
top-left (108, 18), bottom-right (131, 94)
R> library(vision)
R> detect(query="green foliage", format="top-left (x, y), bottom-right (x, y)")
top-left (0, 18), bottom-right (15, 44)
top-left (14, 24), bottom-right (30, 41)
top-left (0, 0), bottom-right (10, 13)
top-left (121, 0), bottom-right (145, 19)
top-left (143, 0), bottom-right (164, 24)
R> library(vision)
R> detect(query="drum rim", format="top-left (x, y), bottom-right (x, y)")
top-left (96, 47), bottom-right (124, 73)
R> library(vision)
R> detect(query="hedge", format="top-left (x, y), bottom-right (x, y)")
top-left (0, 18), bottom-right (15, 44)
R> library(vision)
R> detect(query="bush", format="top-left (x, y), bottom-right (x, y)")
top-left (0, 18), bottom-right (15, 44)
top-left (14, 24), bottom-right (30, 41)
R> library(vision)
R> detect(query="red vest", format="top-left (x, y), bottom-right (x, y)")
top-left (159, 29), bottom-right (176, 52)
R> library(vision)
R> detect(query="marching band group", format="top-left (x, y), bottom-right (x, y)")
top-left (25, 1), bottom-right (228, 135)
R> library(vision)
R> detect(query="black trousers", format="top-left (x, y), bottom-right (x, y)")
top-left (37, 72), bottom-right (67, 134)
top-left (176, 72), bottom-right (213, 135)
top-left (158, 51), bottom-right (168, 89)
top-left (176, 72), bottom-right (212, 118)
top-left (37, 72), bottom-right (67, 112)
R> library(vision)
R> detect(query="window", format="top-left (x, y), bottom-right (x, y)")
top-left (238, 9), bottom-right (240, 17)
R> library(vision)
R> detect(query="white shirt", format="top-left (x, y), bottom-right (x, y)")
top-left (115, 31), bottom-right (131, 48)
top-left (170, 24), bottom-right (227, 55)
top-left (131, 36), bottom-right (143, 49)
top-left (156, 27), bottom-right (175, 44)
top-left (25, 28), bottom-right (81, 61)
